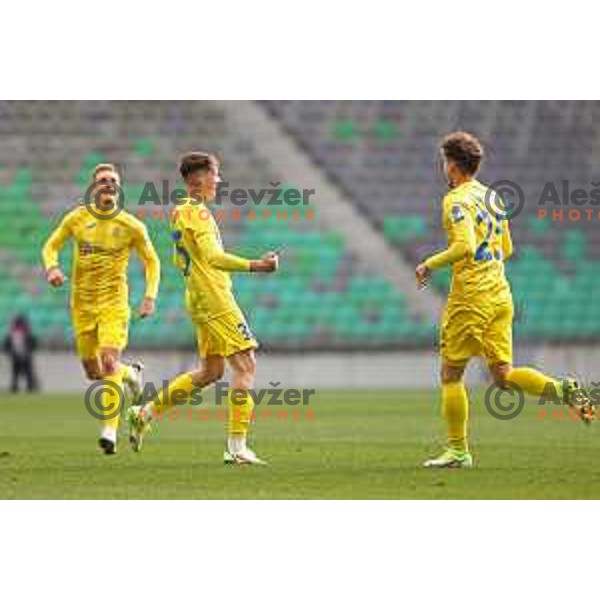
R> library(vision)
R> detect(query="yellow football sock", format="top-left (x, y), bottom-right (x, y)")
top-left (506, 367), bottom-right (559, 398)
top-left (228, 389), bottom-right (255, 435)
top-left (442, 382), bottom-right (469, 453)
top-left (151, 372), bottom-right (195, 415)
top-left (100, 371), bottom-right (125, 433)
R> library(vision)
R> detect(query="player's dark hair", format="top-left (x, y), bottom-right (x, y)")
top-left (179, 152), bottom-right (219, 181)
top-left (440, 131), bottom-right (484, 175)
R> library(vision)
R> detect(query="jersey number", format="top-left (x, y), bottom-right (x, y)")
top-left (473, 199), bottom-right (503, 262)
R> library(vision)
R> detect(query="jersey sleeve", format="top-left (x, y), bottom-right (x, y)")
top-left (501, 219), bottom-right (513, 261)
top-left (425, 194), bottom-right (476, 270)
top-left (174, 206), bottom-right (251, 272)
top-left (131, 222), bottom-right (161, 299)
top-left (41, 210), bottom-right (76, 271)
top-left (192, 228), bottom-right (251, 272)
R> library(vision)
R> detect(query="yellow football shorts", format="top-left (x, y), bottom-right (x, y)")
top-left (440, 297), bottom-right (513, 367)
top-left (195, 310), bottom-right (258, 358)
top-left (73, 310), bottom-right (129, 359)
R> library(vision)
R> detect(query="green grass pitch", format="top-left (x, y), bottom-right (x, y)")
top-left (0, 388), bottom-right (599, 499)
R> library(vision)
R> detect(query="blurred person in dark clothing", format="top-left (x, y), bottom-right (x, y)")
top-left (3, 314), bottom-right (39, 393)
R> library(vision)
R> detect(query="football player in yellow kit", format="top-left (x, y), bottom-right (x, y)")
top-left (127, 152), bottom-right (279, 465)
top-left (417, 132), bottom-right (591, 468)
top-left (42, 164), bottom-right (160, 455)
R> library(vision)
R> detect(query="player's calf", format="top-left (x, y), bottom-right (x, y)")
top-left (82, 357), bottom-right (103, 381)
top-left (99, 349), bottom-right (120, 376)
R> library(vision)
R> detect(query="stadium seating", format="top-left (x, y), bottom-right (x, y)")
top-left (0, 101), bottom-right (434, 350)
top-left (4, 101), bottom-right (597, 350)
top-left (265, 100), bottom-right (600, 341)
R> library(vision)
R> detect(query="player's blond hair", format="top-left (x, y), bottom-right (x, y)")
top-left (92, 163), bottom-right (121, 180)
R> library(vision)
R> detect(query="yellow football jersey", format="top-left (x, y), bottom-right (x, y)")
top-left (42, 205), bottom-right (160, 316)
top-left (171, 199), bottom-right (251, 324)
top-left (438, 179), bottom-right (513, 300)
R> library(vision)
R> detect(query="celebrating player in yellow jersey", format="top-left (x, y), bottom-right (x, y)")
top-left (127, 152), bottom-right (279, 465)
top-left (42, 163), bottom-right (160, 455)
top-left (417, 132), bottom-right (590, 468)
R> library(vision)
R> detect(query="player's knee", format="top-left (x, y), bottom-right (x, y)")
top-left (235, 354), bottom-right (256, 388)
top-left (490, 363), bottom-right (512, 387)
top-left (242, 353), bottom-right (257, 378)
top-left (86, 368), bottom-right (102, 381)
top-left (440, 364), bottom-right (464, 384)
top-left (82, 362), bottom-right (102, 381)
top-left (206, 366), bottom-right (224, 384)
top-left (100, 354), bottom-right (119, 376)
top-left (441, 372), bottom-right (461, 385)
top-left (197, 364), bottom-right (224, 385)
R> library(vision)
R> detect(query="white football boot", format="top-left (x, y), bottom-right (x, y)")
top-left (122, 360), bottom-right (144, 404)
top-left (224, 434), bottom-right (267, 465)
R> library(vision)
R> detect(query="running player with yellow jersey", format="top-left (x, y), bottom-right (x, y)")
top-left (127, 152), bottom-right (279, 465)
top-left (416, 132), bottom-right (590, 468)
top-left (42, 163), bottom-right (160, 455)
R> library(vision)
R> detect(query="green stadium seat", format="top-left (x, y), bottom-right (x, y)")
top-left (383, 214), bottom-right (427, 244)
